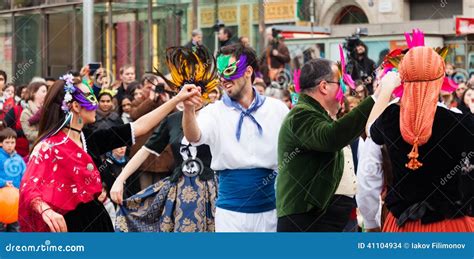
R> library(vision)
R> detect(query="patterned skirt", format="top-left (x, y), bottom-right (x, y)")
top-left (115, 175), bottom-right (217, 232)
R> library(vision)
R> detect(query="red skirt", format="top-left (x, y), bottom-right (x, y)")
top-left (383, 212), bottom-right (474, 232)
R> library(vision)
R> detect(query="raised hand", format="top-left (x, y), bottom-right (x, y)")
top-left (380, 71), bottom-right (401, 91)
top-left (180, 84), bottom-right (202, 110)
top-left (374, 71), bottom-right (401, 99)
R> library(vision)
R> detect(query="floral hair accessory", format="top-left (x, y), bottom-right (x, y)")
top-left (59, 73), bottom-right (98, 113)
top-left (60, 73), bottom-right (76, 113)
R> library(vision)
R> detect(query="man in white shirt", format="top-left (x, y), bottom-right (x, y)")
top-left (356, 137), bottom-right (384, 231)
top-left (182, 44), bottom-right (289, 232)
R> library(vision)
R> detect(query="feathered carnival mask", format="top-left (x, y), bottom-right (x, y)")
top-left (288, 69), bottom-right (301, 107)
top-left (336, 44), bottom-right (356, 103)
top-left (380, 28), bottom-right (454, 97)
top-left (60, 74), bottom-right (98, 112)
top-left (217, 54), bottom-right (248, 81)
top-left (39, 73), bottom-right (98, 146)
top-left (153, 46), bottom-right (219, 103)
top-left (288, 45), bottom-right (355, 107)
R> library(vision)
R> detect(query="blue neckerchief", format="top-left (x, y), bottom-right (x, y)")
top-left (222, 88), bottom-right (266, 141)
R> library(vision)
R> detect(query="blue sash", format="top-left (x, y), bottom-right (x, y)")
top-left (217, 168), bottom-right (276, 213)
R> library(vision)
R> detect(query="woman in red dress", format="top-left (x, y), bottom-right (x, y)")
top-left (18, 74), bottom-right (198, 232)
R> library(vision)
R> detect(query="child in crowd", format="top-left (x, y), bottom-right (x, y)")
top-left (100, 146), bottom-right (138, 200)
top-left (281, 89), bottom-right (292, 109)
top-left (0, 128), bottom-right (27, 232)
top-left (347, 96), bottom-right (362, 111)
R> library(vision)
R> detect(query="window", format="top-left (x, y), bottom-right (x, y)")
top-left (333, 5), bottom-right (369, 24)
top-left (410, 0), bottom-right (462, 20)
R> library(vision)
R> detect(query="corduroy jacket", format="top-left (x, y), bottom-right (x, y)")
top-left (276, 94), bottom-right (374, 217)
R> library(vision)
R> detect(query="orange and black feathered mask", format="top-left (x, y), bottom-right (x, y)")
top-left (153, 46), bottom-right (219, 103)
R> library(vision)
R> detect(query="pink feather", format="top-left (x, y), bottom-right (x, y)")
top-left (339, 45), bottom-right (346, 71)
top-left (393, 84), bottom-right (404, 98)
top-left (442, 77), bottom-right (458, 92)
top-left (339, 44), bottom-right (356, 89)
top-left (343, 74), bottom-right (355, 89)
top-left (405, 28), bottom-right (425, 48)
top-left (294, 69), bottom-right (301, 93)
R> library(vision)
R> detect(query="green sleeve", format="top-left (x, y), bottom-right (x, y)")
top-left (295, 97), bottom-right (374, 152)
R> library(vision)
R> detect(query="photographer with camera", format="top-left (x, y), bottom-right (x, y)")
top-left (346, 38), bottom-right (376, 94)
top-left (260, 28), bottom-right (291, 85)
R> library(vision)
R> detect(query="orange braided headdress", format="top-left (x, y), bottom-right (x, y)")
top-left (398, 46), bottom-right (445, 170)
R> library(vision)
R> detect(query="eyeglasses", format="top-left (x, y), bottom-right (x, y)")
top-left (326, 81), bottom-right (341, 86)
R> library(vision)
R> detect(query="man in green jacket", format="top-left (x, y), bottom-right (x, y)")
top-left (276, 58), bottom-right (399, 232)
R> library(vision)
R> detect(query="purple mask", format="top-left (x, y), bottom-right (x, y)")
top-left (73, 87), bottom-right (98, 111)
top-left (217, 54), bottom-right (248, 81)
top-left (61, 74), bottom-right (98, 112)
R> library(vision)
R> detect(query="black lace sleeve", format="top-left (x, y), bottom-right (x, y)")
top-left (84, 123), bottom-right (134, 158)
top-left (143, 116), bottom-right (170, 157)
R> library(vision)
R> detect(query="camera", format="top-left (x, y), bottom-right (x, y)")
top-left (88, 62), bottom-right (101, 76)
top-left (272, 28), bottom-right (281, 39)
top-left (154, 83), bottom-right (165, 94)
top-left (344, 35), bottom-right (362, 56)
top-left (271, 28), bottom-right (282, 50)
top-left (213, 20), bottom-right (225, 32)
top-left (343, 28), bottom-right (371, 83)
top-left (343, 28), bottom-right (368, 56)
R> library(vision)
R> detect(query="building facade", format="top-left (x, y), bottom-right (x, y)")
top-left (0, 0), bottom-right (191, 84)
top-left (287, 0), bottom-right (474, 77)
